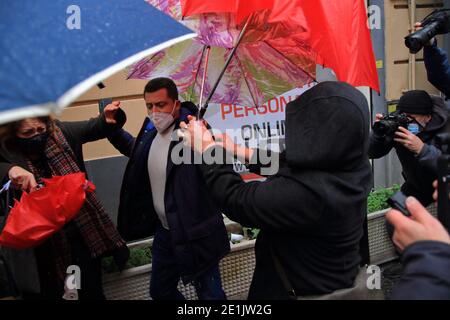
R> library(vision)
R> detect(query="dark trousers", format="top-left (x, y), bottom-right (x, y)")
top-left (23, 225), bottom-right (105, 300)
top-left (150, 225), bottom-right (226, 300)
top-left (70, 232), bottom-right (105, 300)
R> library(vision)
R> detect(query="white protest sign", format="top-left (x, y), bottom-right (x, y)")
top-left (203, 83), bottom-right (315, 177)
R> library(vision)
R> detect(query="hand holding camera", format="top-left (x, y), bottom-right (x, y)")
top-left (394, 127), bottom-right (425, 154)
top-left (373, 112), bottom-right (424, 154)
top-left (405, 9), bottom-right (450, 53)
top-left (414, 22), bottom-right (436, 46)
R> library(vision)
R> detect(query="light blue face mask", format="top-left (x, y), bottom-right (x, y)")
top-left (408, 123), bottom-right (420, 135)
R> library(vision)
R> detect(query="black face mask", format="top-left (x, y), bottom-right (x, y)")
top-left (16, 133), bottom-right (49, 155)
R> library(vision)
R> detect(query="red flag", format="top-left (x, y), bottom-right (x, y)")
top-left (181, 0), bottom-right (379, 92)
top-left (268, 0), bottom-right (380, 92)
top-left (181, 0), bottom-right (273, 22)
top-left (0, 173), bottom-right (95, 249)
top-left (235, 0), bottom-right (273, 23)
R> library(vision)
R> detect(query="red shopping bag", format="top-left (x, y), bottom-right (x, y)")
top-left (0, 172), bottom-right (95, 249)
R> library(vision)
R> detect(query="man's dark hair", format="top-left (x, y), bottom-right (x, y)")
top-left (144, 77), bottom-right (178, 101)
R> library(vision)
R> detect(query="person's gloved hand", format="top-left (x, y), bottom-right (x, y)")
top-left (386, 196), bottom-right (450, 252)
top-left (394, 127), bottom-right (425, 154)
top-left (178, 115), bottom-right (216, 154)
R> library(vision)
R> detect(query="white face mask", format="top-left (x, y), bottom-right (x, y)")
top-left (149, 104), bottom-right (176, 133)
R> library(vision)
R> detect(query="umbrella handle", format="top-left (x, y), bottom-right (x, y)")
top-left (190, 46), bottom-right (208, 103)
top-left (198, 46), bottom-right (211, 110)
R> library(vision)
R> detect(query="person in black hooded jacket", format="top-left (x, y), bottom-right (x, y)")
top-left (369, 90), bottom-right (450, 206)
top-left (179, 81), bottom-right (373, 299)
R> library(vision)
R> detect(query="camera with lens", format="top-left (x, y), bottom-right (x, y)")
top-left (405, 9), bottom-right (450, 54)
top-left (372, 111), bottom-right (411, 139)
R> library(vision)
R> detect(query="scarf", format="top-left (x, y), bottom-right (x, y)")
top-left (26, 126), bottom-right (126, 281)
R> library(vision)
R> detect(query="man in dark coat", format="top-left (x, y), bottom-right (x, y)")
top-left (387, 196), bottom-right (450, 299)
top-left (108, 78), bottom-right (230, 300)
top-left (180, 81), bottom-right (373, 299)
top-left (369, 90), bottom-right (450, 206)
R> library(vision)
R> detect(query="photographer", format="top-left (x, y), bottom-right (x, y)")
top-left (179, 82), bottom-right (374, 300)
top-left (412, 10), bottom-right (450, 98)
top-left (369, 90), bottom-right (450, 206)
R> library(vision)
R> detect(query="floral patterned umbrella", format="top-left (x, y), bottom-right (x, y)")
top-left (181, 0), bottom-right (380, 94)
top-left (128, 0), bottom-right (316, 109)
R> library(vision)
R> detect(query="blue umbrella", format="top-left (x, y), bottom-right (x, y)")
top-left (0, 0), bottom-right (196, 124)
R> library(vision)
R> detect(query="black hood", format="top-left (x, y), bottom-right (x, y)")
top-left (285, 81), bottom-right (370, 171)
top-left (426, 95), bottom-right (450, 133)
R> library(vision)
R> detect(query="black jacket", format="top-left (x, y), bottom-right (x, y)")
top-left (424, 41), bottom-right (450, 99)
top-left (369, 96), bottom-right (450, 206)
top-left (109, 105), bottom-right (230, 283)
top-left (391, 241), bottom-right (450, 300)
top-left (199, 82), bottom-right (373, 299)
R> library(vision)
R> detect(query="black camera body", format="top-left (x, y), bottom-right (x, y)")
top-left (405, 9), bottom-right (450, 54)
top-left (373, 111), bottom-right (411, 139)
